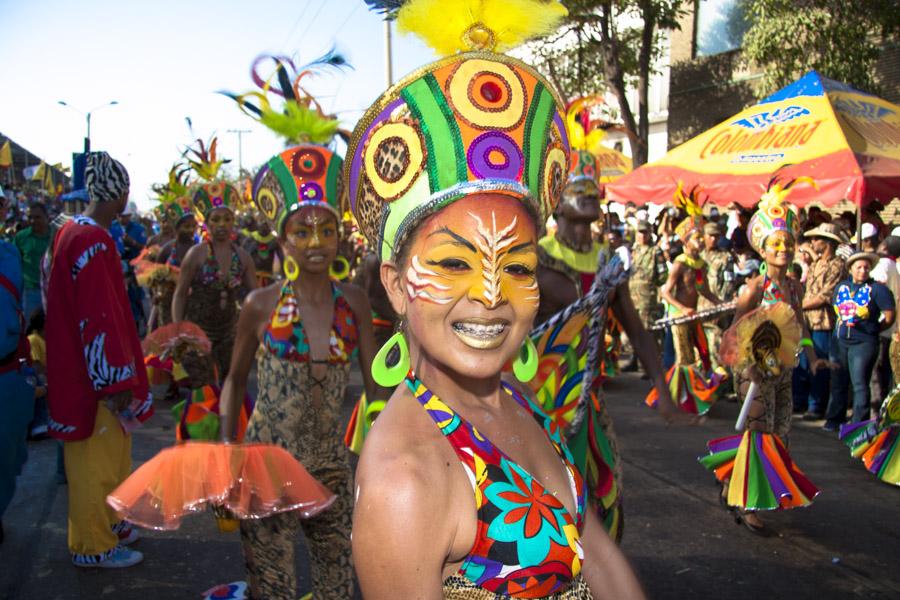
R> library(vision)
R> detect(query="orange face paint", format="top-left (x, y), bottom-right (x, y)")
top-left (404, 202), bottom-right (538, 309)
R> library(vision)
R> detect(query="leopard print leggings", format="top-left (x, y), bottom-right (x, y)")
top-left (240, 352), bottom-right (354, 600)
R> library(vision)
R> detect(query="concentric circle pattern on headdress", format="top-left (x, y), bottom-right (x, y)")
top-left (346, 52), bottom-right (570, 261)
top-left (252, 144), bottom-right (343, 235)
top-left (164, 196), bottom-right (194, 226)
top-left (192, 181), bottom-right (241, 222)
top-left (748, 199), bottom-right (801, 256)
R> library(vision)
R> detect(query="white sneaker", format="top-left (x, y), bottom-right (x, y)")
top-left (73, 545), bottom-right (143, 568)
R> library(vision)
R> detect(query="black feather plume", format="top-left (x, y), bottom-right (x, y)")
top-left (363, 0), bottom-right (405, 18)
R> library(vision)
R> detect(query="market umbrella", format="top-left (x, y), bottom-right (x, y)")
top-left (607, 71), bottom-right (900, 208)
top-left (596, 145), bottom-right (632, 183)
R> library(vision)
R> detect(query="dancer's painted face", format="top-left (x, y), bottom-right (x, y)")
top-left (763, 230), bottom-right (795, 268)
top-left (206, 208), bottom-right (234, 242)
top-left (282, 206), bottom-right (338, 275)
top-left (392, 195), bottom-right (538, 380)
top-left (177, 216), bottom-right (197, 241)
top-left (685, 230), bottom-right (703, 255)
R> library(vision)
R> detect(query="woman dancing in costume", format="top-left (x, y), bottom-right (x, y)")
top-left (172, 138), bottom-right (256, 382)
top-left (218, 55), bottom-right (377, 600)
top-left (704, 177), bottom-right (826, 534)
top-left (351, 2), bottom-right (644, 597)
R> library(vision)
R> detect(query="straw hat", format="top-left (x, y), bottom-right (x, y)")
top-left (846, 251), bottom-right (879, 268)
top-left (804, 222), bottom-right (848, 244)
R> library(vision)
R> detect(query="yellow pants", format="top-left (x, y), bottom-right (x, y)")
top-left (64, 403), bottom-right (132, 556)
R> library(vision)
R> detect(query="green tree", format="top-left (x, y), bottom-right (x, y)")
top-left (741, 0), bottom-right (899, 96)
top-left (526, 0), bottom-right (688, 166)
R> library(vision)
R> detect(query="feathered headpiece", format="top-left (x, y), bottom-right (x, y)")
top-left (748, 172), bottom-right (814, 255)
top-left (153, 163), bottom-right (194, 226)
top-left (224, 52), bottom-right (351, 234)
top-left (348, 0), bottom-right (571, 260)
top-left (564, 96), bottom-right (605, 191)
top-left (183, 133), bottom-right (240, 222)
top-left (673, 181), bottom-right (706, 241)
top-left (221, 50), bottom-right (349, 146)
top-left (366, 0), bottom-right (567, 54)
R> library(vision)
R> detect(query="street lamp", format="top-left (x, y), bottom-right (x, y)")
top-left (57, 100), bottom-right (119, 153)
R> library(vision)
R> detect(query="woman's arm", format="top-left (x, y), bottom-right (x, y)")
top-left (353, 434), bottom-right (450, 599)
top-left (581, 510), bottom-right (646, 600)
top-left (342, 282), bottom-right (378, 404)
top-left (219, 288), bottom-right (271, 441)
top-left (171, 245), bottom-right (201, 323)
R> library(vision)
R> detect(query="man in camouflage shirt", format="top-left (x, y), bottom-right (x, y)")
top-left (628, 219), bottom-right (666, 339)
top-left (699, 222), bottom-right (734, 372)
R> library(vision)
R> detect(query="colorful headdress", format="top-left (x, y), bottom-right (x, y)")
top-left (349, 0), bottom-right (571, 260)
top-left (565, 96), bottom-right (604, 190)
top-left (224, 54), bottom-right (349, 234)
top-left (192, 181), bottom-right (241, 222)
top-left (153, 164), bottom-right (194, 226)
top-left (748, 175), bottom-right (814, 255)
top-left (673, 181), bottom-right (706, 241)
top-left (185, 135), bottom-right (238, 221)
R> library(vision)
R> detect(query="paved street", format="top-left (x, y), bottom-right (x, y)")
top-left (2, 370), bottom-right (899, 599)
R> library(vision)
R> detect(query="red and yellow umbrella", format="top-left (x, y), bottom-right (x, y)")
top-left (607, 71), bottom-right (900, 208)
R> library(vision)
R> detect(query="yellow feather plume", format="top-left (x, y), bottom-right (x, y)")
top-left (396, 0), bottom-right (568, 55)
top-left (759, 176), bottom-right (817, 212)
top-left (673, 181), bottom-right (703, 216)
top-left (566, 96), bottom-right (607, 153)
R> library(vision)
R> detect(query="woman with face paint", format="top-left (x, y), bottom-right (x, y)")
top-left (171, 181), bottom-right (256, 382)
top-left (217, 142), bottom-right (377, 599)
top-left (718, 178), bottom-right (829, 534)
top-left (349, 2), bottom-right (644, 598)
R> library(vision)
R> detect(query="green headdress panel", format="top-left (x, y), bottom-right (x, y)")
top-left (346, 52), bottom-right (570, 261)
top-left (252, 145), bottom-right (344, 235)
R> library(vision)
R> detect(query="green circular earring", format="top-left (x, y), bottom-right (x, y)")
top-left (371, 331), bottom-right (410, 388)
top-left (758, 262), bottom-right (768, 276)
top-left (512, 337), bottom-right (539, 382)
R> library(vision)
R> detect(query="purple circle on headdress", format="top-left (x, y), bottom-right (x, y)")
top-left (212, 196), bottom-right (223, 207)
top-left (772, 218), bottom-right (786, 228)
top-left (468, 132), bottom-right (523, 181)
top-left (300, 182), bottom-right (323, 202)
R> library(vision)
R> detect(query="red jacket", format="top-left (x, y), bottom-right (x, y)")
top-left (46, 216), bottom-right (152, 441)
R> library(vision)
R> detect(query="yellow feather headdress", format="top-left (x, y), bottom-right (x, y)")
top-left (220, 51), bottom-right (349, 146)
top-left (673, 181), bottom-right (706, 240)
top-left (381, 0), bottom-right (569, 55)
top-left (748, 173), bottom-right (815, 255)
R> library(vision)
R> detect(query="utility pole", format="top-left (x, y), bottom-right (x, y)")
top-left (385, 20), bottom-right (394, 87)
top-left (227, 129), bottom-right (252, 177)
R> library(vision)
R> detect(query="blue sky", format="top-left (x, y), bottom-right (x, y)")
top-left (0, 0), bottom-right (435, 209)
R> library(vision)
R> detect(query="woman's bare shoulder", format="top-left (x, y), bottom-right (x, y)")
top-left (356, 387), bottom-right (453, 507)
top-left (241, 281), bottom-right (281, 318)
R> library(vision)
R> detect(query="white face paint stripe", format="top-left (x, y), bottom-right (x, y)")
top-left (470, 212), bottom-right (518, 309)
top-left (406, 255), bottom-right (453, 304)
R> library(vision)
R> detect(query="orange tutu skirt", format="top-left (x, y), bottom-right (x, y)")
top-left (107, 442), bottom-right (335, 530)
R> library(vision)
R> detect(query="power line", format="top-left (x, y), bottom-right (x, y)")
top-left (280, 0), bottom-right (313, 50)
top-left (294, 0), bottom-right (329, 50)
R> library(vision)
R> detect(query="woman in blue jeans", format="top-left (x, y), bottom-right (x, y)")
top-left (825, 252), bottom-right (896, 430)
